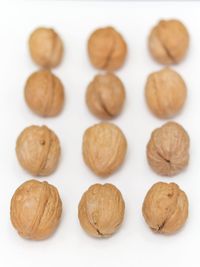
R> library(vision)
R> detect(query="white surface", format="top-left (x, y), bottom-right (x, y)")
top-left (0, 1), bottom-right (199, 267)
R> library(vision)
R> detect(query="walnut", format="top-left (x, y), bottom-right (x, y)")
top-left (148, 19), bottom-right (189, 64)
top-left (86, 73), bottom-right (125, 119)
top-left (142, 182), bottom-right (188, 234)
top-left (145, 68), bottom-right (187, 118)
top-left (29, 27), bottom-right (63, 68)
top-left (78, 183), bottom-right (125, 237)
top-left (147, 122), bottom-right (190, 176)
top-left (24, 70), bottom-right (65, 117)
top-left (16, 125), bottom-right (61, 176)
top-left (82, 122), bottom-right (127, 177)
top-left (88, 27), bottom-right (127, 71)
top-left (10, 179), bottom-right (62, 240)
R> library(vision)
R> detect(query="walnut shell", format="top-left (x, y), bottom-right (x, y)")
top-left (29, 27), bottom-right (63, 68)
top-left (10, 179), bottom-right (62, 240)
top-left (86, 73), bottom-right (125, 119)
top-left (82, 122), bottom-right (127, 177)
top-left (145, 68), bottom-right (187, 118)
top-left (16, 125), bottom-right (61, 176)
top-left (24, 70), bottom-right (65, 117)
top-left (78, 183), bottom-right (125, 237)
top-left (142, 182), bottom-right (188, 234)
top-left (148, 19), bottom-right (189, 64)
top-left (147, 122), bottom-right (190, 176)
top-left (88, 27), bottom-right (127, 71)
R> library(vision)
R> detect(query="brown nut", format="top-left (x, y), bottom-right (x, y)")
top-left (88, 27), bottom-right (127, 71)
top-left (82, 122), bottom-right (127, 177)
top-left (78, 183), bottom-right (125, 237)
top-left (16, 125), bottom-right (61, 176)
top-left (145, 68), bottom-right (187, 118)
top-left (10, 179), bottom-right (62, 240)
top-left (148, 19), bottom-right (189, 64)
top-left (142, 182), bottom-right (188, 234)
top-left (147, 122), bottom-right (189, 176)
top-left (24, 70), bottom-right (65, 117)
top-left (29, 27), bottom-right (63, 68)
top-left (86, 73), bottom-right (125, 119)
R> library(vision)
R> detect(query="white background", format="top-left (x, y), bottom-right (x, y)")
top-left (0, 1), bottom-right (199, 266)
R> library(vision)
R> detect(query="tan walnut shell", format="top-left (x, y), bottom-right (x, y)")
top-left (78, 183), bottom-right (125, 237)
top-left (147, 122), bottom-right (189, 176)
top-left (142, 182), bottom-right (188, 234)
top-left (10, 179), bottom-right (62, 240)
top-left (24, 70), bottom-right (65, 117)
top-left (16, 125), bottom-right (61, 176)
top-left (86, 72), bottom-right (125, 119)
top-left (82, 122), bottom-right (127, 177)
top-left (148, 19), bottom-right (189, 64)
top-left (88, 27), bottom-right (127, 71)
top-left (29, 27), bottom-right (63, 68)
top-left (145, 68), bottom-right (187, 118)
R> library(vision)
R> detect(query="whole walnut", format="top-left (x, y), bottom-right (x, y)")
top-left (16, 125), bottom-right (61, 176)
top-left (86, 73), bottom-right (125, 119)
top-left (78, 183), bottom-right (125, 237)
top-left (147, 122), bottom-right (189, 176)
top-left (29, 27), bottom-right (63, 68)
top-left (145, 68), bottom-right (187, 118)
top-left (82, 122), bottom-right (127, 177)
top-left (88, 27), bottom-right (127, 71)
top-left (148, 19), bottom-right (189, 64)
top-left (10, 179), bottom-right (62, 240)
top-left (142, 182), bottom-right (188, 234)
top-left (24, 70), bottom-right (65, 117)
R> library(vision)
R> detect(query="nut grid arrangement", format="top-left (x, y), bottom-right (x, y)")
top-left (11, 19), bottom-right (190, 240)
